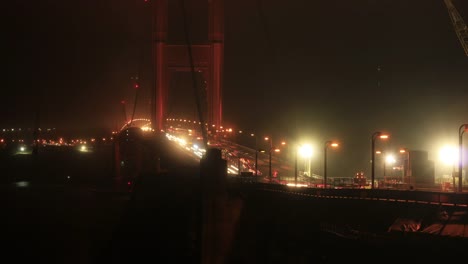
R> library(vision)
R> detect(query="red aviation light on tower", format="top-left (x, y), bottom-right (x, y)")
top-left (134, 83), bottom-right (139, 89)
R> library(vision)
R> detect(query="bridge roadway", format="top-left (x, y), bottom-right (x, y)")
top-left (170, 132), bottom-right (468, 207)
top-left (167, 129), bottom-right (310, 184)
top-left (6, 132), bottom-right (468, 263)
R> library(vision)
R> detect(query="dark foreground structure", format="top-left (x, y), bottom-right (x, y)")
top-left (4, 133), bottom-right (468, 263)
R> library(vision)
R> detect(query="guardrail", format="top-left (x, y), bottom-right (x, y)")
top-left (226, 175), bottom-right (468, 207)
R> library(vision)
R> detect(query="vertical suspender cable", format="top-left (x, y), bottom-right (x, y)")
top-left (180, 0), bottom-right (209, 150)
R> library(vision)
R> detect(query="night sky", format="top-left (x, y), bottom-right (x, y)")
top-left (3, 0), bottom-right (468, 177)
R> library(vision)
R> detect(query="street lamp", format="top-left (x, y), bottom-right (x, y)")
top-left (265, 136), bottom-right (273, 182)
top-left (255, 150), bottom-right (258, 177)
top-left (255, 149), bottom-right (266, 177)
top-left (297, 144), bottom-right (313, 186)
top-left (399, 148), bottom-right (411, 185)
top-left (375, 150), bottom-right (385, 187)
top-left (439, 145), bottom-right (457, 191)
top-left (251, 133), bottom-right (258, 176)
top-left (458, 124), bottom-right (468, 192)
top-left (295, 147), bottom-right (298, 186)
top-left (384, 154), bottom-right (396, 179)
top-left (324, 141), bottom-right (339, 189)
top-left (371, 131), bottom-right (389, 189)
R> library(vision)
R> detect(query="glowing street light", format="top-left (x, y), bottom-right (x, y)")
top-left (458, 124), bottom-right (468, 192)
top-left (384, 154), bottom-right (396, 178)
top-left (296, 144), bottom-right (313, 186)
top-left (371, 131), bottom-right (389, 189)
top-left (439, 145), bottom-right (458, 166)
top-left (324, 141), bottom-right (339, 189)
top-left (439, 145), bottom-right (458, 191)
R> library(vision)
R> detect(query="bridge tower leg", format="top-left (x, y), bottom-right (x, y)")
top-left (153, 0), bottom-right (168, 132)
top-left (208, 0), bottom-right (224, 128)
top-left (152, 0), bottom-right (224, 132)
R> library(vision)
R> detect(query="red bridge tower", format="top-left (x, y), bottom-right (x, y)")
top-left (151, 0), bottom-right (224, 132)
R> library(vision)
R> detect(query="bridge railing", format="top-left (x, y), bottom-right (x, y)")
top-left (226, 176), bottom-right (468, 207)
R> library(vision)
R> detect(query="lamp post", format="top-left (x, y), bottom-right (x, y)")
top-left (278, 141), bottom-right (286, 182)
top-left (298, 144), bottom-right (313, 186)
top-left (294, 148), bottom-right (298, 186)
top-left (384, 154), bottom-right (396, 179)
top-left (399, 148), bottom-right (410, 185)
top-left (371, 131), bottom-right (389, 189)
top-left (265, 136), bottom-right (273, 182)
top-left (375, 150), bottom-right (384, 179)
top-left (458, 124), bottom-right (468, 192)
top-left (251, 133), bottom-right (258, 176)
top-left (439, 145), bottom-right (457, 192)
top-left (255, 149), bottom-right (258, 177)
top-left (324, 141), bottom-right (339, 189)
